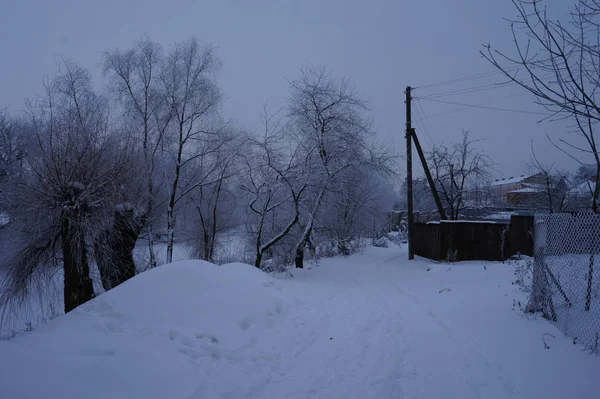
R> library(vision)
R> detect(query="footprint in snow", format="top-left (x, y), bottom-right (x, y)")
top-left (195, 333), bottom-right (219, 344)
top-left (238, 318), bottom-right (252, 330)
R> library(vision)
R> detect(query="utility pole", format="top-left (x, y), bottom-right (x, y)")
top-left (406, 86), bottom-right (414, 260)
top-left (411, 129), bottom-right (448, 220)
top-left (449, 163), bottom-right (455, 219)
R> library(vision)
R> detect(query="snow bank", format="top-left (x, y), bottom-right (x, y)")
top-left (1, 246), bottom-right (599, 399)
top-left (0, 260), bottom-right (288, 399)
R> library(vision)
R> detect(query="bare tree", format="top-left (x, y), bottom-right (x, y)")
top-left (0, 109), bottom-right (24, 185)
top-left (184, 133), bottom-right (243, 262)
top-left (0, 61), bottom-right (130, 313)
top-left (569, 164), bottom-right (597, 209)
top-left (287, 65), bottom-right (390, 268)
top-left (93, 147), bottom-right (148, 291)
top-left (428, 131), bottom-right (491, 220)
top-left (317, 167), bottom-right (394, 255)
top-left (528, 143), bottom-right (570, 212)
top-left (241, 108), bottom-right (310, 269)
top-left (482, 0), bottom-right (600, 212)
top-left (103, 36), bottom-right (173, 268)
top-left (161, 37), bottom-right (222, 264)
top-left (0, 110), bottom-right (25, 228)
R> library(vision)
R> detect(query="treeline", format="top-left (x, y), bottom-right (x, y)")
top-left (0, 36), bottom-right (396, 315)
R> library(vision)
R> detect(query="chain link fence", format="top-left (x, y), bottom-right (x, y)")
top-left (532, 213), bottom-right (600, 353)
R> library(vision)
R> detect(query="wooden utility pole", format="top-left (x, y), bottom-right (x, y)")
top-left (406, 86), bottom-right (414, 260)
top-left (411, 129), bottom-right (448, 220)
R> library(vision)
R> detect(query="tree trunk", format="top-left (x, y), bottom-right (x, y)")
top-left (208, 181), bottom-right (223, 262)
top-left (61, 212), bottom-right (94, 313)
top-left (166, 208), bottom-right (175, 264)
top-left (295, 186), bottom-right (326, 269)
top-left (295, 224), bottom-right (313, 269)
top-left (166, 123), bottom-right (185, 264)
top-left (593, 165), bottom-right (600, 213)
top-left (96, 208), bottom-right (141, 291)
top-left (254, 251), bottom-right (262, 269)
top-left (202, 229), bottom-right (211, 261)
top-left (294, 246), bottom-right (305, 269)
top-left (146, 180), bottom-right (157, 269)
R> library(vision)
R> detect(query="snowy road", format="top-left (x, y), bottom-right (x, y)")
top-left (250, 249), bottom-right (519, 399)
top-left (1, 244), bottom-right (599, 398)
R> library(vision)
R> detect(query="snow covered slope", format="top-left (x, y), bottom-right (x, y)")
top-left (1, 245), bottom-right (599, 399)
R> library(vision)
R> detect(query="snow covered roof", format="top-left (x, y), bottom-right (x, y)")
top-left (485, 212), bottom-right (514, 220)
top-left (427, 219), bottom-right (503, 224)
top-left (490, 174), bottom-right (534, 187)
top-left (508, 187), bottom-right (540, 194)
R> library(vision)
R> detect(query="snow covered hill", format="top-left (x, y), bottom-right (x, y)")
top-left (1, 244), bottom-right (599, 399)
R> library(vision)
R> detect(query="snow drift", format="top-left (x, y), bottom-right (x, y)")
top-left (1, 246), bottom-right (599, 399)
top-left (0, 260), bottom-right (289, 399)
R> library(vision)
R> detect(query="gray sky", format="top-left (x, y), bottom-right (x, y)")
top-left (0, 0), bottom-right (585, 179)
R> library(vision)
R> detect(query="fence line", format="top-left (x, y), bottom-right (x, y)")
top-left (532, 213), bottom-right (600, 353)
top-left (413, 215), bottom-right (534, 262)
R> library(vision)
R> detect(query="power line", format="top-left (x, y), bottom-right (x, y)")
top-left (418, 82), bottom-right (511, 99)
top-left (411, 99), bottom-right (436, 149)
top-left (413, 65), bottom-right (522, 90)
top-left (412, 93), bottom-right (526, 122)
top-left (413, 105), bottom-right (473, 123)
top-left (416, 97), bottom-right (552, 116)
top-left (415, 99), bottom-right (440, 144)
top-left (416, 73), bottom-right (557, 99)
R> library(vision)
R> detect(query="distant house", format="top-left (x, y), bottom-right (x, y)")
top-left (490, 173), bottom-right (569, 208)
top-left (490, 173), bottom-right (541, 201)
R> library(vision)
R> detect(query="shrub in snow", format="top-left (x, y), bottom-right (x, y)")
top-left (372, 237), bottom-right (388, 248)
top-left (510, 256), bottom-right (533, 293)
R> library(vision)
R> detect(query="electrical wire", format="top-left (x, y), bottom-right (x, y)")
top-left (412, 92), bottom-right (527, 123)
top-left (413, 65), bottom-right (522, 90)
top-left (411, 100), bottom-right (436, 149)
top-left (417, 82), bottom-right (511, 99)
top-left (416, 73), bottom-right (557, 99)
top-left (415, 99), bottom-right (441, 145)
top-left (416, 97), bottom-right (553, 116)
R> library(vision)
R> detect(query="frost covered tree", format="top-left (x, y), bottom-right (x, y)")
top-left (161, 38), bottom-right (223, 264)
top-left (317, 168), bottom-right (394, 255)
top-left (0, 61), bottom-right (132, 313)
top-left (287, 65), bottom-right (394, 268)
top-left (103, 37), bottom-right (173, 268)
top-left (181, 126), bottom-right (244, 262)
top-left (0, 110), bottom-right (24, 186)
top-left (105, 36), bottom-right (229, 265)
top-left (93, 151), bottom-right (147, 291)
top-left (241, 108), bottom-right (310, 269)
top-left (0, 110), bottom-right (25, 229)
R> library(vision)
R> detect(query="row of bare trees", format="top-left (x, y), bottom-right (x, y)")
top-left (0, 38), bottom-right (396, 318)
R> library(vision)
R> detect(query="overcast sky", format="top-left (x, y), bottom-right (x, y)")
top-left (0, 0), bottom-right (584, 179)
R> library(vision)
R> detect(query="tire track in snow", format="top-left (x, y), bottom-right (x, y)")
top-left (371, 252), bottom-right (518, 399)
top-left (247, 258), bottom-right (415, 399)
top-left (396, 286), bottom-right (518, 398)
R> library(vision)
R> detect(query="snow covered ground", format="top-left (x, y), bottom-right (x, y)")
top-left (1, 243), bottom-right (599, 399)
